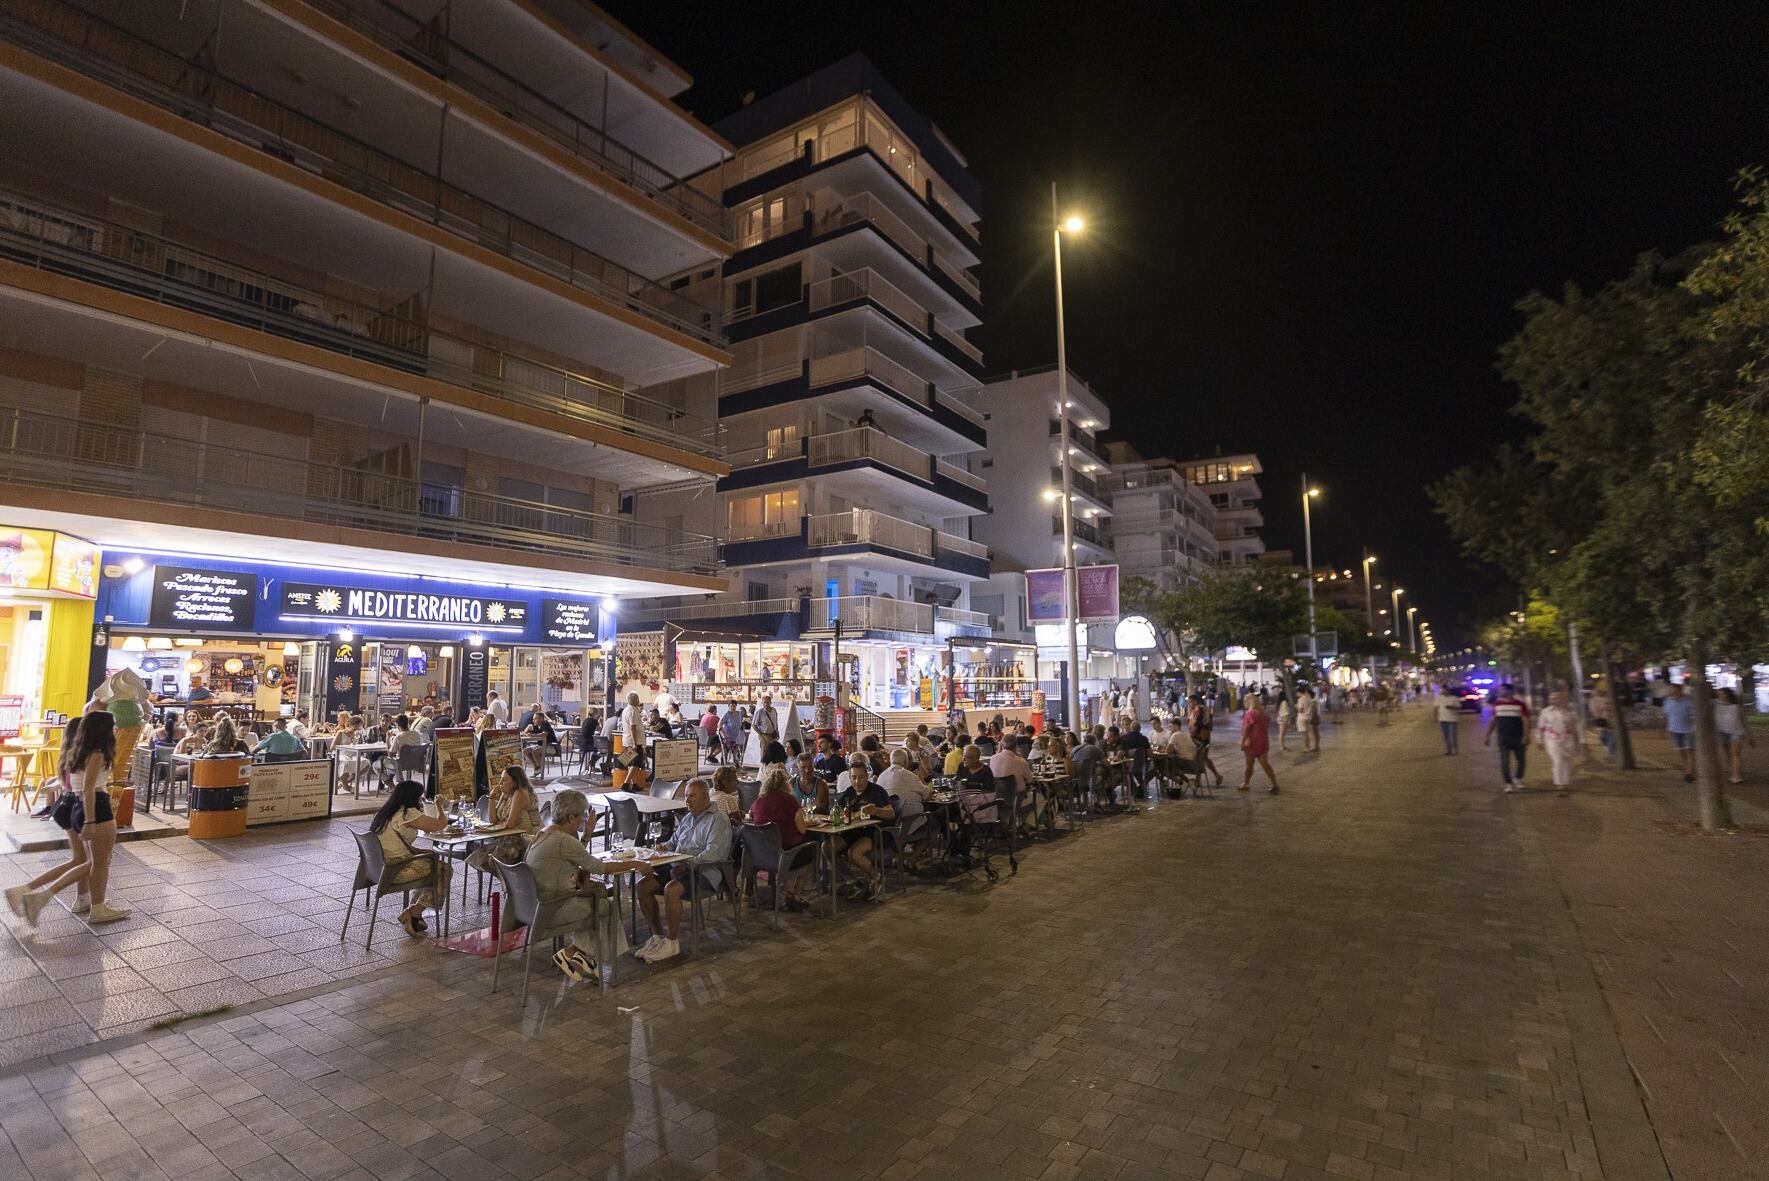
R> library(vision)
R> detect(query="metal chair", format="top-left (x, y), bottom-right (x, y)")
top-left (487, 858), bottom-right (604, 1004)
top-left (738, 823), bottom-right (818, 929)
top-left (341, 830), bottom-right (447, 950)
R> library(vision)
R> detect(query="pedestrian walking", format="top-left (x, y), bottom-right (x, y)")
top-left (8, 711), bottom-right (130, 925)
top-left (1435, 689), bottom-right (1461, 754)
top-left (1661, 680), bottom-right (1696, 782)
top-left (1588, 690), bottom-right (1617, 760)
top-left (5, 721), bottom-right (88, 921)
top-left (1536, 691), bottom-right (1580, 789)
top-left (1275, 694), bottom-right (1295, 751)
top-left (1484, 683), bottom-right (1532, 791)
top-left (1237, 697), bottom-right (1280, 793)
top-left (1374, 683), bottom-right (1392, 726)
top-left (1715, 687), bottom-right (1753, 785)
top-left (1188, 694), bottom-right (1223, 787)
top-left (1304, 688), bottom-right (1322, 751)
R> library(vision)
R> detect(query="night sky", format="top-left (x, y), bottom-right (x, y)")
top-left (612, 1), bottom-right (1769, 645)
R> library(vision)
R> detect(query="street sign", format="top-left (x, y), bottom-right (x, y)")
top-left (1292, 631), bottom-right (1338, 657)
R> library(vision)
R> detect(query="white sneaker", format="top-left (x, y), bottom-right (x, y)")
top-left (86, 904), bottom-right (131, 925)
top-left (634, 934), bottom-right (664, 960)
top-left (1503, 784), bottom-right (1518, 793)
top-left (20, 891), bottom-right (50, 928)
top-left (646, 938), bottom-right (680, 963)
top-left (3, 884), bottom-right (27, 918)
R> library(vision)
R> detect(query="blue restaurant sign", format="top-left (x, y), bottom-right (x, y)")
top-left (99, 553), bottom-right (613, 646)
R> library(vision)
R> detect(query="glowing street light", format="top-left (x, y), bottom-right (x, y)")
top-left (1052, 184), bottom-right (1086, 727)
top-left (1302, 479), bottom-right (1321, 670)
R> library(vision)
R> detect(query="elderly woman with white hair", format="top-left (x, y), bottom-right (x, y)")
top-left (522, 788), bottom-right (611, 983)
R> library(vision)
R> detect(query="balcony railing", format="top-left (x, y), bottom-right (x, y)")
top-left (933, 318), bottom-right (982, 365)
top-left (935, 606), bottom-right (990, 630)
top-left (0, 407), bottom-right (720, 574)
top-left (808, 509), bottom-right (933, 558)
top-left (930, 250), bottom-right (981, 300)
top-left (0, 190), bottom-right (723, 457)
top-left (807, 346), bottom-right (924, 404)
top-left (1051, 467), bottom-right (1100, 500)
top-left (1055, 517), bottom-right (1114, 549)
top-left (814, 595), bottom-right (933, 635)
top-left (807, 426), bottom-right (928, 480)
top-left (736, 187), bottom-right (979, 301)
top-left (0, 2), bottom-right (720, 344)
top-left (807, 268), bottom-right (928, 331)
top-left (934, 458), bottom-right (984, 491)
top-left (300, 0), bottom-right (724, 235)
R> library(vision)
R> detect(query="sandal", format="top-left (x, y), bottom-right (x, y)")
top-left (399, 912), bottom-right (425, 938)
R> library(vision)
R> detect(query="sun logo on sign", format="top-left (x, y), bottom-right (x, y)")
top-left (314, 588), bottom-right (342, 613)
top-left (486, 602), bottom-right (507, 623)
top-left (332, 674), bottom-right (354, 692)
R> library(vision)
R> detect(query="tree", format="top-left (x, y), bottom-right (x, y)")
top-left (1119, 575), bottom-right (1194, 671)
top-left (1177, 568), bottom-right (1311, 702)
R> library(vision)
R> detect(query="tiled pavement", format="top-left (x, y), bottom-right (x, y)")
top-left (0, 707), bottom-right (1727, 1180)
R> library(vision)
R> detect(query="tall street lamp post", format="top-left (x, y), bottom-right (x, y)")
top-left (1407, 605), bottom-right (1418, 653)
top-left (1051, 184), bottom-right (1085, 729)
top-left (1301, 477), bottom-right (1321, 673)
top-left (1390, 586), bottom-right (1405, 671)
top-left (1361, 552), bottom-right (1376, 683)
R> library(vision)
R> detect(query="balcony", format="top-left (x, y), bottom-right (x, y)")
top-left (621, 596), bottom-right (801, 627)
top-left (720, 345), bottom-right (986, 452)
top-left (809, 426), bottom-right (930, 479)
top-left (735, 189), bottom-right (979, 307)
top-left (299, 0), bottom-right (725, 237)
top-left (0, 190), bottom-right (723, 460)
top-left (722, 509), bottom-right (988, 577)
top-left (1051, 467), bottom-right (1100, 501)
top-left (729, 267), bottom-right (981, 374)
top-left (0, 405), bottom-right (720, 575)
top-left (1055, 516), bottom-right (1115, 551)
top-left (1048, 420), bottom-right (1109, 464)
top-left (810, 594), bottom-right (934, 636)
top-left (935, 606), bottom-right (991, 638)
top-left (809, 508), bottom-right (932, 558)
top-left (0, 3), bottom-right (720, 345)
top-left (722, 427), bottom-right (987, 513)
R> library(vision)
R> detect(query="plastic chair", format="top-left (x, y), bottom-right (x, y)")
top-left (737, 778), bottom-right (762, 816)
top-left (686, 859), bottom-right (741, 949)
top-left (738, 823), bottom-right (818, 930)
top-left (608, 797), bottom-right (643, 844)
top-left (396, 743), bottom-right (430, 781)
top-left (341, 830), bottom-right (447, 950)
top-left (488, 858), bottom-right (603, 1004)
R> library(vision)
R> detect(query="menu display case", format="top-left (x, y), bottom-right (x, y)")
top-left (688, 681), bottom-right (813, 706)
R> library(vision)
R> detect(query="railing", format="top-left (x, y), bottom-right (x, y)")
top-left (300, 0), bottom-right (725, 235)
top-left (815, 595), bottom-right (933, 634)
top-left (934, 459), bottom-right (984, 491)
top-left (807, 427), bottom-right (928, 480)
top-left (0, 2), bottom-right (721, 344)
top-left (931, 250), bottom-right (981, 300)
top-left (622, 596), bottom-right (799, 625)
top-left (936, 531), bottom-right (988, 559)
top-left (933, 319), bottom-right (983, 365)
top-left (735, 186), bottom-right (978, 300)
top-left (935, 606), bottom-right (990, 632)
top-left (725, 517), bottom-right (802, 543)
top-left (941, 392), bottom-right (986, 428)
top-left (807, 346), bottom-right (925, 405)
top-left (808, 268), bottom-right (928, 330)
top-left (1057, 517), bottom-right (1114, 549)
top-left (0, 406), bottom-right (720, 573)
top-left (807, 509), bottom-right (933, 558)
top-left (813, 191), bottom-right (924, 262)
top-left (1052, 467), bottom-right (1100, 500)
top-left (0, 190), bottom-right (723, 457)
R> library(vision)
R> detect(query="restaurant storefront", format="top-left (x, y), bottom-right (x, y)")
top-left (0, 526), bottom-right (100, 727)
top-left (93, 554), bottom-right (616, 725)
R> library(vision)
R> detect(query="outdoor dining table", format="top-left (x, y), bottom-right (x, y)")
top-left (802, 815), bottom-right (879, 917)
top-left (332, 741), bottom-right (387, 798)
top-left (419, 823), bottom-right (519, 939)
top-left (588, 844), bottom-right (696, 978)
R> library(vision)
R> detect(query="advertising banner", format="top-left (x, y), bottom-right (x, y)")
top-left (148, 566), bottom-right (256, 631)
top-left (1026, 565), bottom-right (1119, 623)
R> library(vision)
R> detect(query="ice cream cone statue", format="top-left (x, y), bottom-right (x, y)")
top-left (91, 667), bottom-right (152, 789)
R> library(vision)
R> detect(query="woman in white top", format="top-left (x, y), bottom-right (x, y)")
top-left (367, 780), bottom-right (451, 936)
top-left (1715, 688), bottom-right (1753, 785)
top-left (1275, 696), bottom-right (1296, 752)
top-left (523, 788), bottom-right (610, 982)
top-left (8, 711), bottom-right (130, 925)
top-left (1535, 691), bottom-right (1581, 789)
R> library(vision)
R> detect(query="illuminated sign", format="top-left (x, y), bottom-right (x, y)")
top-left (540, 598), bottom-right (600, 645)
top-left (0, 528), bottom-right (100, 596)
top-left (281, 583), bottom-right (528, 631)
top-left (149, 566), bottom-right (257, 631)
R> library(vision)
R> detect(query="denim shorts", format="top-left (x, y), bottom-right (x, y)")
top-left (1670, 731), bottom-right (1694, 751)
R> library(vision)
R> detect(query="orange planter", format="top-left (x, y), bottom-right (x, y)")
top-left (187, 756), bottom-right (250, 839)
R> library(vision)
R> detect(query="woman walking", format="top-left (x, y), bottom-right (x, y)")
top-left (9, 712), bottom-right (130, 925)
top-left (1536, 690), bottom-right (1581, 790)
top-left (1237, 696), bottom-right (1280, 793)
top-left (6, 720), bottom-right (90, 922)
top-left (1275, 694), bottom-right (1295, 752)
top-left (1715, 688), bottom-right (1753, 785)
top-left (1188, 694), bottom-right (1223, 787)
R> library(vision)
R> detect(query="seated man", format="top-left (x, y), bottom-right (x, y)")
top-left (812, 734), bottom-right (846, 782)
top-left (878, 747), bottom-right (931, 844)
top-left (1068, 733), bottom-right (1105, 804)
top-left (988, 737), bottom-right (1037, 831)
top-left (522, 705), bottom-right (558, 776)
top-left (1119, 721), bottom-right (1153, 785)
top-left (634, 778), bottom-right (731, 964)
top-left (833, 756), bottom-right (895, 900)
top-left (254, 718), bottom-right (306, 758)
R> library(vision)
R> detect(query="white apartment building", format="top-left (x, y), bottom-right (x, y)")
top-left (1100, 443), bottom-right (1218, 588)
top-left (630, 54), bottom-right (996, 716)
top-left (0, 0), bottom-right (736, 720)
top-left (1180, 453), bottom-right (1266, 565)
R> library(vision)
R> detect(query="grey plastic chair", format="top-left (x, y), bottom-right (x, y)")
top-left (738, 823), bottom-right (818, 930)
top-left (488, 857), bottom-right (603, 1004)
top-left (737, 778), bottom-right (762, 816)
top-left (341, 829), bottom-right (446, 950)
top-left (608, 797), bottom-right (643, 844)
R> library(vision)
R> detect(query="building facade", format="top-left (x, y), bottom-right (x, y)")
top-left (1180, 453), bottom-right (1266, 565)
top-left (628, 54), bottom-right (1001, 718)
top-left (1100, 443), bottom-right (1218, 589)
top-left (0, 0), bottom-right (735, 721)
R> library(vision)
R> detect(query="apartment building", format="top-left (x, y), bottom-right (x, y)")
top-left (1100, 442), bottom-right (1218, 589)
top-left (629, 53), bottom-right (1000, 718)
top-left (1179, 452), bottom-right (1266, 565)
top-left (0, 0), bottom-right (736, 722)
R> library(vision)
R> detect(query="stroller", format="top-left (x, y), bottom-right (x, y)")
top-left (954, 784), bottom-right (1018, 882)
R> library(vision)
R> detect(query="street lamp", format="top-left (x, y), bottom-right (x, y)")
top-left (1051, 184), bottom-right (1084, 728)
top-left (1390, 586), bottom-right (1405, 663)
top-left (1301, 478), bottom-right (1321, 672)
top-left (1361, 552), bottom-right (1377, 682)
top-left (1407, 606), bottom-right (1418, 652)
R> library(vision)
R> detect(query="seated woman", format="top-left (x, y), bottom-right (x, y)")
top-left (202, 715), bottom-right (251, 756)
top-left (367, 780), bottom-right (452, 937)
top-left (522, 788), bottom-right (610, 983)
top-left (709, 765), bottom-right (744, 826)
top-left (467, 766), bottom-right (543, 874)
top-left (521, 706), bottom-right (557, 777)
top-left (746, 764), bottom-right (810, 909)
top-left (333, 713), bottom-right (371, 793)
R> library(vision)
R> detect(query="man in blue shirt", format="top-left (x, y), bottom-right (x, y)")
top-left (254, 718), bottom-right (306, 758)
top-left (634, 779), bottom-right (730, 964)
top-left (1662, 681), bottom-right (1695, 783)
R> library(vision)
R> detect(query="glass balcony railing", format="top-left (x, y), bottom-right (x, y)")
top-left (814, 595), bottom-right (933, 635)
top-left (808, 508), bottom-right (933, 558)
top-left (807, 426), bottom-right (930, 480)
top-left (0, 190), bottom-right (724, 458)
top-left (0, 406), bottom-right (721, 574)
top-left (0, 2), bottom-right (721, 344)
top-left (302, 0), bottom-right (726, 235)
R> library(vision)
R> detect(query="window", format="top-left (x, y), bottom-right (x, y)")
top-left (732, 261), bottom-right (800, 318)
top-left (726, 490), bottom-right (800, 540)
top-left (765, 424), bottom-right (801, 458)
top-left (420, 460), bottom-right (464, 517)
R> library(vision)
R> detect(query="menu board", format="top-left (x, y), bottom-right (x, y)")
top-left (541, 598), bottom-right (600, 645)
top-left (245, 759), bottom-right (333, 826)
top-left (482, 731), bottom-right (522, 780)
top-left (652, 738), bottom-right (699, 782)
top-left (148, 565), bottom-right (256, 631)
top-left (0, 529), bottom-right (98, 596)
top-left (434, 728), bottom-right (474, 804)
top-left (0, 695), bottom-right (23, 739)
